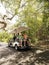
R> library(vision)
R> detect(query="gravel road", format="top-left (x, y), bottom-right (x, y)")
top-left (0, 42), bottom-right (49, 65)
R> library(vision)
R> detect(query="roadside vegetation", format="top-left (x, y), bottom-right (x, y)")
top-left (0, 0), bottom-right (49, 45)
top-left (0, 31), bottom-right (13, 42)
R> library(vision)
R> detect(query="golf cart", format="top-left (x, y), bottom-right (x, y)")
top-left (8, 26), bottom-right (31, 50)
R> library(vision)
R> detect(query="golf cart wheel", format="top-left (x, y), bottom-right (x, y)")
top-left (15, 44), bottom-right (18, 50)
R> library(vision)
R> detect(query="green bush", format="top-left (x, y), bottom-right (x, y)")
top-left (0, 31), bottom-right (13, 42)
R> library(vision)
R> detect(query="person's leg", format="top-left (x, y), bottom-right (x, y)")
top-left (22, 41), bottom-right (24, 46)
top-left (25, 41), bottom-right (29, 46)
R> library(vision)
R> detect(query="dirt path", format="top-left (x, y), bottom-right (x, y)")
top-left (0, 42), bottom-right (49, 65)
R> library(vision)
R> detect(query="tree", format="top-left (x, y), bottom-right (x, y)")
top-left (0, 0), bottom-right (49, 43)
top-left (37, 0), bottom-right (49, 40)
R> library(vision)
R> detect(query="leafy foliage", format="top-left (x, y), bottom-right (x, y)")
top-left (0, 0), bottom-right (49, 43)
top-left (0, 31), bottom-right (13, 42)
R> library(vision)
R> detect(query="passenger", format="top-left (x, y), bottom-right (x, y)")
top-left (22, 33), bottom-right (29, 47)
top-left (16, 33), bottom-right (19, 42)
top-left (13, 33), bottom-right (16, 42)
top-left (16, 33), bottom-right (23, 43)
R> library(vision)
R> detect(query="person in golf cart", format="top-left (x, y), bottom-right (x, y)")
top-left (13, 33), bottom-right (16, 42)
top-left (16, 32), bottom-right (30, 47)
top-left (22, 33), bottom-right (30, 47)
top-left (16, 33), bottom-right (23, 42)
